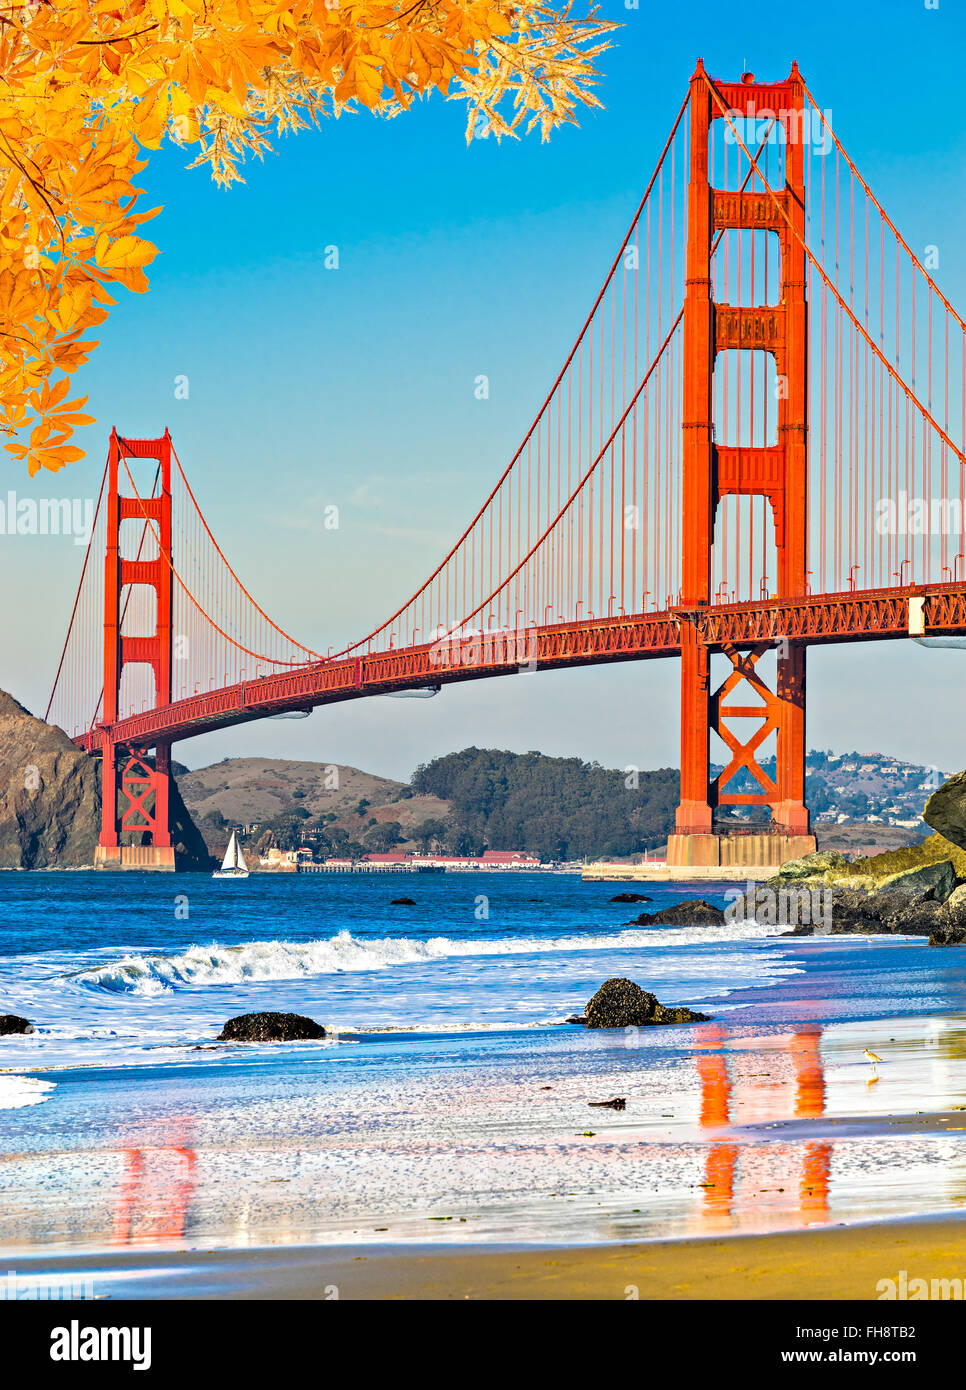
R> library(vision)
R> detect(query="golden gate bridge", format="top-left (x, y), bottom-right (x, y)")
top-left (46, 63), bottom-right (966, 869)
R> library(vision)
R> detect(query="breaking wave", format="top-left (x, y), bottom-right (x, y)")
top-left (75, 921), bottom-right (786, 996)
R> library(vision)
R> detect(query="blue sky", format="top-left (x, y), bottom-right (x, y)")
top-left (5, 0), bottom-right (966, 780)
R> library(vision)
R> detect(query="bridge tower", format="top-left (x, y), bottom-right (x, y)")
top-left (668, 61), bottom-right (816, 870)
top-left (94, 430), bottom-right (176, 870)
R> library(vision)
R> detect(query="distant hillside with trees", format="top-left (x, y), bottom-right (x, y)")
top-left (178, 745), bottom-right (934, 864)
top-left (410, 748), bottom-right (679, 860)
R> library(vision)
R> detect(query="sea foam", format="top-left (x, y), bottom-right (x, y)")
top-left (0, 1075), bottom-right (56, 1109)
top-left (75, 921), bottom-right (787, 996)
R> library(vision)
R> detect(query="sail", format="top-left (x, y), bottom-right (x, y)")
top-left (221, 832), bottom-right (238, 873)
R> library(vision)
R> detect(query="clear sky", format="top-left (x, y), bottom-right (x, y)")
top-left (5, 0), bottom-right (966, 780)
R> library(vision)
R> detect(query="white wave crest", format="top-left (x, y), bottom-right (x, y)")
top-left (74, 920), bottom-right (786, 996)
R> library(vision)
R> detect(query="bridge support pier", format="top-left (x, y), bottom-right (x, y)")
top-left (95, 739), bottom-right (175, 871)
top-left (669, 632), bottom-right (814, 867)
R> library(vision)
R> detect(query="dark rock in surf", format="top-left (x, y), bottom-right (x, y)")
top-left (629, 899), bottom-right (724, 927)
top-left (390, 897), bottom-right (416, 906)
top-left (563, 1015), bottom-right (587, 1025)
top-left (588, 1097), bottom-right (626, 1110)
top-left (584, 978), bottom-right (709, 1029)
top-left (0, 1014), bottom-right (33, 1035)
top-left (929, 924), bottom-right (966, 946)
top-left (217, 1011), bottom-right (326, 1042)
top-left (609, 892), bottom-right (652, 904)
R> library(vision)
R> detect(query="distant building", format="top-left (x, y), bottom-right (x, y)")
top-left (259, 847), bottom-right (299, 870)
top-left (318, 849), bottom-right (544, 871)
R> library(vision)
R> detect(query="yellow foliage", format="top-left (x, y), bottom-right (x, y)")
top-left (0, 1), bottom-right (614, 475)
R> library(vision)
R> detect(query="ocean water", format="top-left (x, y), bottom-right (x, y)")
top-left (2, 870), bottom-right (966, 1256)
top-left (0, 872), bottom-right (797, 1072)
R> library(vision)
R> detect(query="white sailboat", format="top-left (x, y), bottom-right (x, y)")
top-left (213, 830), bottom-right (249, 879)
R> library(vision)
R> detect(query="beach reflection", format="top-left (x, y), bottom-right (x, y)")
top-left (691, 1024), bottom-right (831, 1233)
top-left (112, 1121), bottom-right (197, 1246)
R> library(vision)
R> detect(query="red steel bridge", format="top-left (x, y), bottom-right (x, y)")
top-left (47, 62), bottom-right (966, 869)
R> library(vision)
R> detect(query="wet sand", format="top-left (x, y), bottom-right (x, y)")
top-left (12, 1213), bottom-right (966, 1299)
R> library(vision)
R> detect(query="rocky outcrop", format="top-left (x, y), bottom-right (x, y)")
top-left (390, 897), bottom-right (416, 906)
top-left (775, 857), bottom-right (961, 938)
top-left (0, 690), bottom-right (102, 868)
top-left (629, 899), bottom-right (724, 927)
top-left (924, 772), bottom-right (966, 851)
top-left (927, 882), bottom-right (966, 945)
top-left (765, 834), bottom-right (966, 892)
top-left (775, 850), bottom-right (850, 879)
top-left (875, 860), bottom-right (957, 902)
top-left (0, 688), bottom-right (213, 869)
top-left (610, 892), bottom-right (652, 904)
top-left (0, 1014), bottom-right (32, 1035)
top-left (217, 1011), bottom-right (327, 1042)
top-left (928, 923), bottom-right (966, 946)
top-left (584, 977), bottom-right (709, 1029)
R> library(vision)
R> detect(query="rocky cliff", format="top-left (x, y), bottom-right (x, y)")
top-left (0, 690), bottom-right (212, 869)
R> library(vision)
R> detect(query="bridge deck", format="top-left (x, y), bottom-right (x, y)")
top-left (73, 582), bottom-right (966, 751)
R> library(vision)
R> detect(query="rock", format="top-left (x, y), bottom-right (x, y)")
top-left (609, 892), bottom-right (652, 903)
top-left (929, 924), bottom-right (966, 946)
top-left (883, 899), bottom-right (944, 935)
top-left (873, 860), bottom-right (957, 903)
top-left (584, 978), bottom-right (709, 1029)
top-left (390, 897), bottom-right (416, 905)
top-left (564, 1015), bottom-right (587, 1025)
top-left (0, 1014), bottom-right (33, 1035)
top-left (0, 688), bottom-right (213, 869)
top-left (630, 899), bottom-right (724, 927)
top-left (839, 833), bottom-right (966, 886)
top-left (217, 1011), bottom-right (326, 1042)
top-left (787, 881), bottom-right (949, 938)
top-left (826, 874), bottom-right (875, 892)
top-left (588, 1097), bottom-right (626, 1110)
top-left (924, 771), bottom-right (966, 850)
top-left (775, 850), bottom-right (849, 881)
top-left (937, 883), bottom-right (966, 927)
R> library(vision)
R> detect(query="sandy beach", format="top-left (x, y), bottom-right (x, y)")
top-left (7, 1213), bottom-right (966, 1300)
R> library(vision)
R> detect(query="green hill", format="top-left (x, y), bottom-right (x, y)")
top-left (411, 747), bottom-right (679, 860)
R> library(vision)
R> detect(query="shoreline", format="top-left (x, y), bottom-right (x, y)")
top-left (7, 1212), bottom-right (966, 1300)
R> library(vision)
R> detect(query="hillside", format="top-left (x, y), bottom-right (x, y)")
top-left (717, 748), bottom-right (941, 830)
top-left (178, 750), bottom-right (680, 861)
top-left (177, 757), bottom-right (450, 859)
top-left (0, 689), bottom-right (211, 869)
top-left (411, 748), bottom-right (679, 860)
